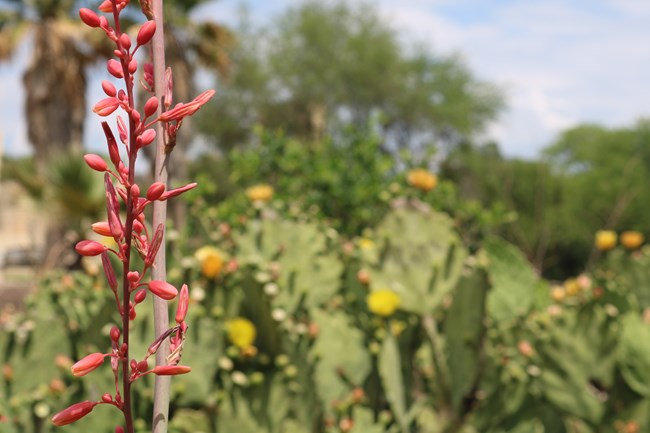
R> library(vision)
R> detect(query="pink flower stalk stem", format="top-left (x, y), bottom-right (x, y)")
top-left (53, 1), bottom-right (212, 431)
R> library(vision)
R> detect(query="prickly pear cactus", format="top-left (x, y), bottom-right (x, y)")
top-left (234, 217), bottom-right (343, 314)
top-left (361, 204), bottom-right (467, 315)
top-left (483, 237), bottom-right (539, 323)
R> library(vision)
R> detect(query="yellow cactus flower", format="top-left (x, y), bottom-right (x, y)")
top-left (621, 231), bottom-right (644, 250)
top-left (246, 184), bottom-right (274, 203)
top-left (195, 246), bottom-right (224, 279)
top-left (407, 168), bottom-right (437, 192)
top-left (564, 278), bottom-right (581, 296)
top-left (551, 285), bottom-right (566, 302)
top-left (367, 289), bottom-right (400, 317)
top-left (595, 230), bottom-right (617, 251)
top-left (226, 317), bottom-right (257, 350)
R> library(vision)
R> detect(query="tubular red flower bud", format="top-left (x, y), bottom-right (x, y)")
top-left (148, 280), bottom-right (178, 300)
top-left (110, 326), bottom-right (120, 342)
top-left (92, 221), bottom-right (112, 237)
top-left (160, 183), bottom-right (198, 201)
top-left (93, 98), bottom-right (120, 117)
top-left (129, 307), bottom-right (136, 320)
top-left (101, 80), bottom-right (117, 97)
top-left (152, 365), bottom-right (191, 376)
top-left (119, 33), bottom-right (131, 50)
top-left (137, 20), bottom-right (156, 46)
top-left (83, 154), bottom-right (108, 172)
top-left (146, 182), bottom-right (166, 201)
top-left (98, 0), bottom-right (113, 12)
top-left (71, 353), bottom-right (105, 377)
top-left (158, 90), bottom-right (215, 122)
top-left (116, 116), bottom-right (128, 144)
top-left (116, 426), bottom-right (125, 433)
top-left (138, 129), bottom-right (156, 147)
top-left (176, 284), bottom-right (189, 324)
top-left (137, 360), bottom-right (149, 372)
top-left (144, 224), bottom-right (164, 267)
top-left (101, 251), bottom-right (118, 290)
top-left (51, 401), bottom-right (97, 426)
top-left (75, 240), bottom-right (106, 256)
top-left (134, 289), bottom-right (147, 304)
top-left (107, 59), bottom-right (124, 79)
top-left (133, 220), bottom-right (144, 234)
top-left (144, 96), bottom-right (159, 118)
top-left (101, 122), bottom-right (121, 166)
top-left (128, 58), bottom-right (137, 74)
top-left (79, 8), bottom-right (100, 28)
top-left (102, 393), bottom-right (112, 403)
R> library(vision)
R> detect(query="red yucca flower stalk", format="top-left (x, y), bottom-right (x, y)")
top-left (51, 0), bottom-right (213, 431)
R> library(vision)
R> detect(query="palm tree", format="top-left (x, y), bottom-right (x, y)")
top-left (0, 0), bottom-right (111, 174)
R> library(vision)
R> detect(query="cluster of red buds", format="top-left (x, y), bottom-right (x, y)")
top-left (51, 0), bottom-right (214, 431)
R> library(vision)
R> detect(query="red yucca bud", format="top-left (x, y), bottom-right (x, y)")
top-left (75, 240), bottom-right (106, 256)
top-left (134, 289), bottom-right (147, 304)
top-left (152, 365), bottom-right (191, 376)
top-left (51, 401), bottom-right (97, 426)
top-left (158, 90), bottom-right (215, 122)
top-left (71, 353), bottom-right (105, 377)
top-left (119, 33), bottom-right (131, 50)
top-left (160, 183), bottom-right (198, 201)
top-left (116, 426), bottom-right (125, 433)
top-left (98, 0), bottom-right (113, 13)
top-left (84, 154), bottom-right (108, 172)
top-left (107, 59), bottom-right (124, 79)
top-left (148, 281), bottom-right (178, 300)
top-left (101, 251), bottom-right (118, 290)
top-left (79, 8), bottom-right (100, 28)
top-left (91, 221), bottom-right (112, 237)
top-left (101, 80), bottom-right (117, 97)
top-left (144, 96), bottom-right (159, 118)
top-left (137, 20), bottom-right (156, 46)
top-left (176, 284), bottom-right (189, 324)
top-left (93, 98), bottom-right (120, 117)
top-left (146, 182), bottom-right (166, 201)
top-left (110, 326), bottom-right (120, 342)
top-left (137, 129), bottom-right (156, 148)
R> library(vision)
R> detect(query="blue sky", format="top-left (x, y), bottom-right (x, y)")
top-left (2, 0), bottom-right (650, 158)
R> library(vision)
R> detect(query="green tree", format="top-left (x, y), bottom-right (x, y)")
top-left (199, 0), bottom-right (503, 152)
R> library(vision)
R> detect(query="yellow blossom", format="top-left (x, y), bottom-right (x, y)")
top-left (564, 278), bottom-right (581, 296)
top-left (551, 285), bottom-right (566, 302)
top-left (226, 317), bottom-right (257, 350)
top-left (195, 246), bottom-right (224, 279)
top-left (246, 184), bottom-right (274, 203)
top-left (621, 231), bottom-right (644, 250)
top-left (407, 169), bottom-right (437, 192)
top-left (359, 238), bottom-right (374, 250)
top-left (367, 289), bottom-right (400, 317)
top-left (595, 230), bottom-right (617, 251)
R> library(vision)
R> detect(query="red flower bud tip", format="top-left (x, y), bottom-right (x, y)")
top-left (129, 307), bottom-right (136, 320)
top-left (93, 97), bottom-right (120, 117)
top-left (131, 184), bottom-right (140, 199)
top-left (144, 96), bottom-right (159, 118)
top-left (160, 182), bottom-right (198, 201)
top-left (137, 360), bottom-right (149, 372)
top-left (137, 20), bottom-right (156, 46)
top-left (152, 365), bottom-right (191, 376)
top-left (75, 240), bottom-right (106, 256)
top-left (128, 58), bottom-right (137, 74)
top-left (119, 33), bottom-right (131, 50)
top-left (51, 401), bottom-right (97, 426)
top-left (134, 289), bottom-right (147, 304)
top-left (110, 326), bottom-right (121, 342)
top-left (102, 393), bottom-right (112, 403)
top-left (98, 0), bottom-right (113, 12)
top-left (91, 221), bottom-right (112, 237)
top-left (79, 8), bottom-right (100, 28)
top-left (146, 182), bottom-right (166, 201)
top-left (116, 427), bottom-right (125, 433)
top-left (107, 59), bottom-right (124, 79)
top-left (158, 89), bottom-right (215, 122)
top-left (133, 220), bottom-right (144, 234)
top-left (83, 154), bottom-right (108, 172)
top-left (148, 280), bottom-right (178, 300)
top-left (138, 129), bottom-right (156, 147)
top-left (71, 352), bottom-right (105, 377)
top-left (176, 284), bottom-right (189, 324)
top-left (101, 80), bottom-right (117, 97)
top-left (127, 271), bottom-right (140, 284)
